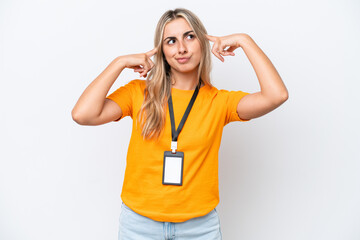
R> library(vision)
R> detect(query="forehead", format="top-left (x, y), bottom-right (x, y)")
top-left (163, 17), bottom-right (192, 38)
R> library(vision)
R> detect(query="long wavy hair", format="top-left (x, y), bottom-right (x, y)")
top-left (136, 8), bottom-right (213, 140)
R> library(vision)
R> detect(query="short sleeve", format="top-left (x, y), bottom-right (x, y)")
top-left (106, 79), bottom-right (138, 121)
top-left (223, 90), bottom-right (251, 125)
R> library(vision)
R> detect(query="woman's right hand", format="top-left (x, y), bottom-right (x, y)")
top-left (118, 47), bottom-right (158, 78)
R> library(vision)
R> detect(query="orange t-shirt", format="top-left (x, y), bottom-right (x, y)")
top-left (106, 79), bottom-right (250, 222)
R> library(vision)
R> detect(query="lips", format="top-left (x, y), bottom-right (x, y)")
top-left (176, 57), bottom-right (191, 63)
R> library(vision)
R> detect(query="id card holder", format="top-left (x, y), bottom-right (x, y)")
top-left (162, 151), bottom-right (184, 186)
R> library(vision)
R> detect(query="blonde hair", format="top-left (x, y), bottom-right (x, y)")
top-left (137, 8), bottom-right (213, 140)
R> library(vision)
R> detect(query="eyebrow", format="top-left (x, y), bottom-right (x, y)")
top-left (163, 30), bottom-right (194, 42)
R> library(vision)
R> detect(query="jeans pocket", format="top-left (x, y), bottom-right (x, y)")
top-left (214, 208), bottom-right (222, 239)
top-left (120, 202), bottom-right (130, 218)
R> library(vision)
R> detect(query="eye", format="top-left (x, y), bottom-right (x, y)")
top-left (167, 39), bottom-right (175, 45)
top-left (187, 34), bottom-right (195, 40)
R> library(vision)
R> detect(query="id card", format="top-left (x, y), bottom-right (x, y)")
top-left (162, 151), bottom-right (184, 186)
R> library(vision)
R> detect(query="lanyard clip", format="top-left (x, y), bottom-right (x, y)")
top-left (171, 141), bottom-right (177, 153)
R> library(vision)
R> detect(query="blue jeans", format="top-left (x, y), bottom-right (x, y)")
top-left (118, 202), bottom-right (223, 240)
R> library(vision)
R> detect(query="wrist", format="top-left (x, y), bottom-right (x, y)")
top-left (113, 56), bottom-right (127, 70)
top-left (236, 33), bottom-right (251, 48)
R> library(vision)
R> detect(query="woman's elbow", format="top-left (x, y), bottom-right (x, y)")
top-left (281, 90), bottom-right (289, 102)
top-left (272, 90), bottom-right (289, 106)
top-left (71, 110), bottom-right (88, 125)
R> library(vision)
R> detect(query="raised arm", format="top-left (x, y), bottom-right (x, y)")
top-left (71, 57), bottom-right (127, 125)
top-left (71, 48), bottom-right (157, 125)
top-left (235, 34), bottom-right (288, 120)
top-left (206, 33), bottom-right (289, 121)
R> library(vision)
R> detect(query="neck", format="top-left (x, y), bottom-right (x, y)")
top-left (170, 69), bottom-right (201, 90)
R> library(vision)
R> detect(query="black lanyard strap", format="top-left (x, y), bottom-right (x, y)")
top-left (168, 81), bottom-right (201, 151)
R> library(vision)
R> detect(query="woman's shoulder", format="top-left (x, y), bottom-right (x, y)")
top-left (203, 83), bottom-right (227, 96)
top-left (127, 79), bottom-right (146, 86)
top-left (203, 83), bottom-right (249, 101)
top-left (121, 79), bottom-right (146, 92)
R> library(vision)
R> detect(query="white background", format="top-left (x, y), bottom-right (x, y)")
top-left (1, 0), bottom-right (359, 239)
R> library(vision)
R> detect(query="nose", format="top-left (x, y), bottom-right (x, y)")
top-left (178, 40), bottom-right (187, 54)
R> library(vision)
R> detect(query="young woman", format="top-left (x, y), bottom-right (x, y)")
top-left (72, 8), bottom-right (288, 240)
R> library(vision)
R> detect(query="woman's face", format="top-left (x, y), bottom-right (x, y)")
top-left (162, 17), bottom-right (202, 74)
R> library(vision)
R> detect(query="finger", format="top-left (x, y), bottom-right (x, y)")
top-left (222, 46), bottom-right (235, 56)
top-left (131, 66), bottom-right (143, 71)
top-left (142, 56), bottom-right (151, 72)
top-left (212, 48), bottom-right (224, 62)
top-left (145, 54), bottom-right (156, 72)
top-left (214, 49), bottom-right (224, 62)
top-left (147, 57), bottom-right (155, 69)
top-left (139, 69), bottom-right (146, 77)
top-left (146, 47), bottom-right (158, 58)
top-left (222, 51), bottom-right (235, 56)
top-left (135, 67), bottom-right (144, 73)
top-left (140, 58), bottom-right (154, 77)
top-left (212, 43), bottom-right (224, 62)
top-left (206, 34), bottom-right (217, 42)
top-left (221, 47), bottom-right (236, 56)
top-left (218, 44), bottom-right (227, 56)
top-left (219, 47), bottom-right (236, 57)
top-left (140, 58), bottom-right (153, 78)
top-left (223, 52), bottom-right (235, 56)
top-left (140, 70), bottom-right (148, 78)
top-left (226, 46), bottom-right (237, 52)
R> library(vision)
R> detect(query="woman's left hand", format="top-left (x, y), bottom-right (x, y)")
top-left (206, 33), bottom-right (247, 62)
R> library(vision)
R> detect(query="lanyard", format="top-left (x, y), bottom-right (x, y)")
top-left (168, 81), bottom-right (201, 153)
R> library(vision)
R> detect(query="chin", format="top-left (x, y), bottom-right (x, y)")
top-left (171, 62), bottom-right (200, 73)
top-left (177, 66), bottom-right (197, 73)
